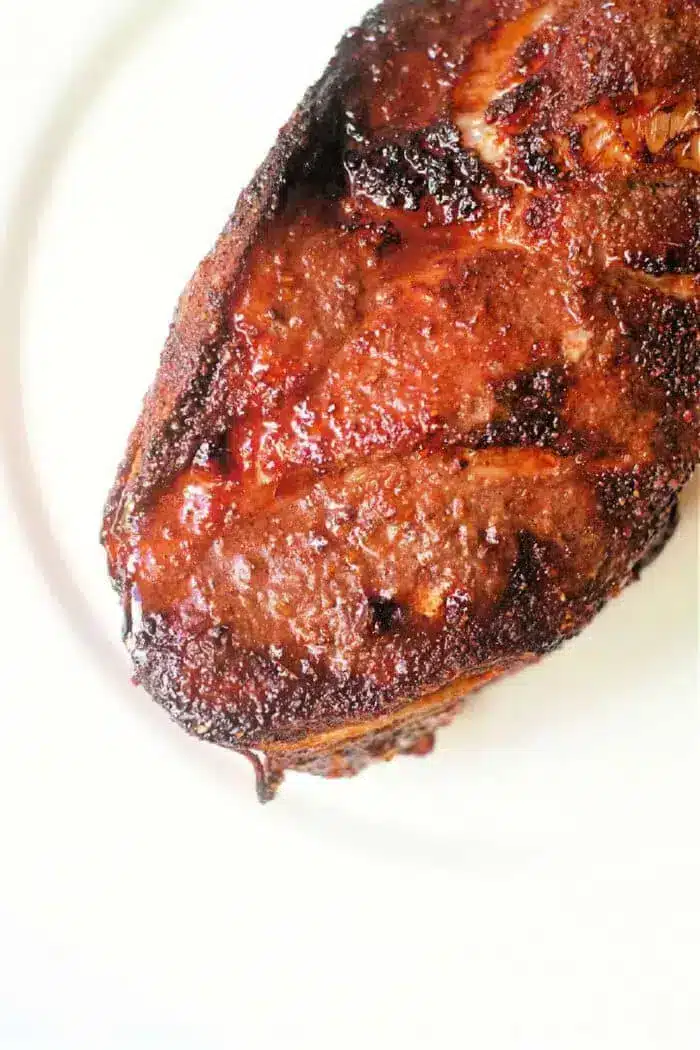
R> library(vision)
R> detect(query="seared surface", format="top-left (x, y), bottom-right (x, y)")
top-left (104, 0), bottom-right (700, 796)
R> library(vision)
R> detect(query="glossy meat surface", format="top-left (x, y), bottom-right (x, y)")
top-left (103, 0), bottom-right (700, 798)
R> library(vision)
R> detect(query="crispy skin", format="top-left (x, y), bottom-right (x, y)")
top-left (103, 0), bottom-right (700, 800)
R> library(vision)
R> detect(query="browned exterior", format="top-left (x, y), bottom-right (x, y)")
top-left (103, 0), bottom-right (700, 800)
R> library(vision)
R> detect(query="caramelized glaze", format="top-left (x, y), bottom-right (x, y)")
top-left (104, 0), bottom-right (700, 798)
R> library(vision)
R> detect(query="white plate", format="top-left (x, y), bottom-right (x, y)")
top-left (1, 2), bottom-right (699, 1046)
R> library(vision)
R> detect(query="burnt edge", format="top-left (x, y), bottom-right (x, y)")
top-left (120, 483), bottom-right (679, 802)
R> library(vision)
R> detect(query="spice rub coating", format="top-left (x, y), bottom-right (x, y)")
top-left (103, 0), bottom-right (700, 798)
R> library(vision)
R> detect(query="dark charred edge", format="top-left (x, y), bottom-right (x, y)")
top-left (118, 487), bottom-right (682, 802)
top-left (102, 6), bottom-right (384, 537)
top-left (143, 656), bottom-right (513, 801)
top-left (278, 699), bottom-right (465, 783)
top-left (129, 611), bottom-right (402, 749)
top-left (128, 608), bottom-right (506, 755)
top-left (592, 459), bottom-right (692, 575)
top-left (123, 514), bottom-right (662, 753)
top-left (593, 463), bottom-right (675, 529)
top-left (487, 530), bottom-right (586, 658)
top-left (631, 494), bottom-right (679, 577)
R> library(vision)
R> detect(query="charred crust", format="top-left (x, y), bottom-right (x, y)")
top-left (513, 28), bottom-right (552, 75)
top-left (622, 244), bottom-right (700, 277)
top-left (474, 366), bottom-right (568, 449)
top-left (615, 293), bottom-right (700, 402)
top-left (523, 194), bottom-right (561, 231)
top-left (631, 495), bottom-right (679, 575)
top-left (485, 76), bottom-right (543, 128)
top-left (103, 0), bottom-right (700, 797)
top-left (284, 90), bottom-right (350, 201)
top-left (130, 614), bottom-right (399, 749)
top-left (345, 120), bottom-right (492, 220)
top-left (512, 130), bottom-right (561, 186)
top-left (192, 432), bottom-right (230, 471)
top-left (368, 595), bottom-right (405, 634)
top-left (490, 530), bottom-right (572, 656)
top-left (594, 463), bottom-right (676, 530)
top-left (591, 462), bottom-right (690, 572)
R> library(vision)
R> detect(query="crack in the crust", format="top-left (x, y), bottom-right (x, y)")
top-left (454, 3), bottom-right (555, 166)
top-left (611, 265), bottom-right (700, 300)
top-left (455, 13), bottom-right (700, 177)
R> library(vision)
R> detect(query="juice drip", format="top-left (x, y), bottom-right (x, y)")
top-left (241, 749), bottom-right (285, 804)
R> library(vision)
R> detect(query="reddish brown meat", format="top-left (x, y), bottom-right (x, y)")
top-left (103, 0), bottom-right (700, 800)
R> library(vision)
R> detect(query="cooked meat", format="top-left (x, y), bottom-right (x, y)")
top-left (103, 0), bottom-right (700, 801)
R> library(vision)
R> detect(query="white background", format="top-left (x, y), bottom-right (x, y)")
top-left (0, 2), bottom-right (699, 1047)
